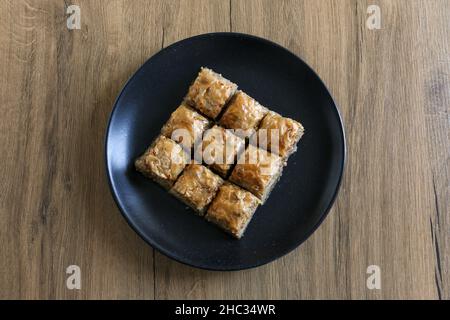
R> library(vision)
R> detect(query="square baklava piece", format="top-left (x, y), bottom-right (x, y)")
top-left (195, 125), bottom-right (245, 178)
top-left (170, 164), bottom-right (224, 215)
top-left (229, 144), bottom-right (283, 203)
top-left (161, 103), bottom-right (211, 150)
top-left (206, 183), bottom-right (260, 239)
top-left (135, 135), bottom-right (189, 189)
top-left (219, 90), bottom-right (269, 138)
top-left (252, 111), bottom-right (304, 161)
top-left (185, 67), bottom-right (238, 119)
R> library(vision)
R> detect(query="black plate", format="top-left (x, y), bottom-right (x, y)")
top-left (105, 33), bottom-right (345, 271)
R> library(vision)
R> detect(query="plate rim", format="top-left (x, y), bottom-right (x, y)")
top-left (104, 32), bottom-right (347, 271)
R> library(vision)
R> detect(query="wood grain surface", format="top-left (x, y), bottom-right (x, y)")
top-left (0, 0), bottom-right (448, 299)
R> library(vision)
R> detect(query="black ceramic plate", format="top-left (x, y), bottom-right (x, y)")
top-left (105, 33), bottom-right (345, 271)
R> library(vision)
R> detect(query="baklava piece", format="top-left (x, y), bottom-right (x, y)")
top-left (135, 135), bottom-right (189, 189)
top-left (170, 164), bottom-right (224, 215)
top-left (195, 125), bottom-right (245, 178)
top-left (252, 111), bottom-right (304, 161)
top-left (229, 144), bottom-right (283, 203)
top-left (185, 67), bottom-right (238, 119)
top-left (206, 183), bottom-right (260, 239)
top-left (161, 104), bottom-right (211, 150)
top-left (219, 91), bottom-right (269, 138)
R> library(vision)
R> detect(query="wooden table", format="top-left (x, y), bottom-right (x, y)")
top-left (0, 0), bottom-right (448, 299)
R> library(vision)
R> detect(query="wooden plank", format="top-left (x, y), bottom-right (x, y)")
top-left (0, 0), bottom-right (162, 299)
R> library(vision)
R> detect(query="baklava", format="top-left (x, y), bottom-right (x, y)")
top-left (170, 164), bottom-right (224, 215)
top-left (229, 144), bottom-right (283, 203)
top-left (135, 135), bottom-right (189, 189)
top-left (251, 111), bottom-right (304, 161)
top-left (134, 67), bottom-right (306, 239)
top-left (194, 125), bottom-right (245, 178)
top-left (185, 67), bottom-right (238, 119)
top-left (219, 91), bottom-right (269, 138)
top-left (161, 104), bottom-right (211, 150)
top-left (206, 183), bottom-right (260, 239)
